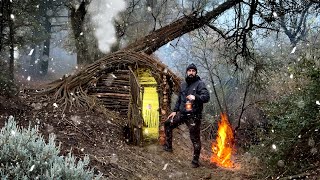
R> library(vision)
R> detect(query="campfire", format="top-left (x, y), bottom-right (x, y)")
top-left (210, 113), bottom-right (235, 168)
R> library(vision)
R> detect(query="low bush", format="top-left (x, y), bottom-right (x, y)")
top-left (0, 116), bottom-right (102, 179)
top-left (250, 57), bottom-right (320, 178)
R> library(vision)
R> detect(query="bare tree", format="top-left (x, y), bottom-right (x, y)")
top-left (66, 0), bottom-right (91, 65)
top-left (256, 0), bottom-right (320, 47)
top-left (0, 0), bottom-right (5, 52)
top-left (273, 0), bottom-right (313, 46)
top-left (39, 0), bottom-right (52, 75)
top-left (8, 0), bottom-right (14, 80)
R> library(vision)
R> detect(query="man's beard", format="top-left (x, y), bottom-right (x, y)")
top-left (186, 74), bottom-right (197, 84)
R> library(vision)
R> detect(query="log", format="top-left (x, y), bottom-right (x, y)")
top-left (102, 101), bottom-right (129, 105)
top-left (95, 93), bottom-right (130, 97)
top-left (89, 89), bottom-right (129, 94)
top-left (107, 82), bottom-right (130, 86)
top-left (105, 105), bottom-right (128, 108)
top-left (99, 79), bottom-right (129, 84)
top-left (93, 83), bottom-right (130, 89)
top-left (100, 76), bottom-right (129, 80)
top-left (99, 97), bottom-right (130, 101)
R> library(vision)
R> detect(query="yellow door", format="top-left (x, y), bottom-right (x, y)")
top-left (142, 87), bottom-right (159, 140)
top-left (137, 68), bottom-right (159, 141)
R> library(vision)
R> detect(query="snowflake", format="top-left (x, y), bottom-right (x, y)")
top-left (11, 130), bottom-right (15, 136)
top-left (29, 165), bottom-right (35, 172)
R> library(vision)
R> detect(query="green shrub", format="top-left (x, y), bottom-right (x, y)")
top-left (0, 116), bottom-right (102, 179)
top-left (250, 57), bottom-right (320, 178)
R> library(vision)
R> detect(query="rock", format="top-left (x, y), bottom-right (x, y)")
top-left (277, 160), bottom-right (285, 167)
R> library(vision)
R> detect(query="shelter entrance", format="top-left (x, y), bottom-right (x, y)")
top-left (137, 68), bottom-right (159, 142)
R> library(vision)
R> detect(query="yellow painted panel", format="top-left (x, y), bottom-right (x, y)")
top-left (142, 87), bottom-right (159, 128)
top-left (137, 68), bottom-right (159, 140)
top-left (142, 127), bottom-right (159, 140)
top-left (137, 69), bottom-right (157, 85)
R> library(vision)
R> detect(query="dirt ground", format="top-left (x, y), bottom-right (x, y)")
top-left (2, 92), bottom-right (318, 180)
top-left (0, 91), bottom-right (265, 180)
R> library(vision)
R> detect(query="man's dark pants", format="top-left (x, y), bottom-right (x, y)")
top-left (164, 113), bottom-right (201, 163)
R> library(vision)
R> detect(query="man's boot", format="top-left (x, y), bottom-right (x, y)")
top-left (191, 154), bottom-right (200, 168)
top-left (163, 145), bottom-right (173, 152)
top-left (191, 159), bottom-right (199, 168)
top-left (164, 120), bottom-right (173, 152)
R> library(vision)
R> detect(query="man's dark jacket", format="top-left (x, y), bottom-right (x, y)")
top-left (173, 75), bottom-right (210, 115)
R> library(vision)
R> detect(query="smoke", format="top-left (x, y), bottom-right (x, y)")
top-left (88, 0), bottom-right (126, 53)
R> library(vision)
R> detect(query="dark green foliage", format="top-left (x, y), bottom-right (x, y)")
top-left (0, 116), bottom-right (102, 179)
top-left (251, 57), bottom-right (320, 177)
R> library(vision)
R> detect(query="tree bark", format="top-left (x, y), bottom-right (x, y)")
top-left (69, 1), bottom-right (89, 65)
top-left (40, 0), bottom-right (52, 75)
top-left (124, 0), bottom-right (242, 54)
top-left (41, 33), bottom-right (50, 75)
top-left (8, 0), bottom-right (14, 81)
top-left (0, 0), bottom-right (5, 52)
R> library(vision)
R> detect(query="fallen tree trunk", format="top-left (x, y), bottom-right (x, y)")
top-left (124, 0), bottom-right (241, 54)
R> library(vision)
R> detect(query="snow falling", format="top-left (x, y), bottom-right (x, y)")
top-left (0, 1), bottom-right (319, 179)
top-left (28, 49), bottom-right (34, 56)
top-left (290, 46), bottom-right (296, 54)
top-left (272, 12), bottom-right (278, 17)
top-left (29, 165), bottom-right (35, 172)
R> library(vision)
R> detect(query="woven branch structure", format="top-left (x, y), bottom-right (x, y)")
top-left (39, 51), bottom-right (181, 145)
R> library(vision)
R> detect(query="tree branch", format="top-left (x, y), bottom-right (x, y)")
top-left (206, 24), bottom-right (227, 39)
top-left (124, 0), bottom-right (242, 54)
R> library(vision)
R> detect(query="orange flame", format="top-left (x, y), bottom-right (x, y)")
top-left (210, 113), bottom-right (235, 168)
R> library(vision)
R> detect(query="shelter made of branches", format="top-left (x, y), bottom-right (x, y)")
top-left (42, 51), bottom-right (181, 145)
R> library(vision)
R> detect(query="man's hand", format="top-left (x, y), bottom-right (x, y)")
top-left (167, 112), bottom-right (177, 120)
top-left (186, 95), bottom-right (195, 101)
